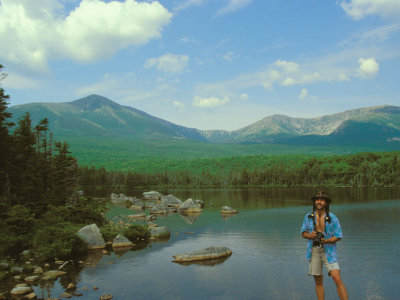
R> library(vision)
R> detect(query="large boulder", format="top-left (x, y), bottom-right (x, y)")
top-left (110, 193), bottom-right (140, 206)
top-left (161, 195), bottom-right (182, 207)
top-left (77, 224), bottom-right (106, 249)
top-left (150, 204), bottom-right (168, 215)
top-left (143, 191), bottom-right (162, 201)
top-left (172, 246), bottom-right (232, 262)
top-left (149, 226), bottom-right (170, 239)
top-left (178, 198), bottom-right (202, 214)
top-left (112, 234), bottom-right (134, 248)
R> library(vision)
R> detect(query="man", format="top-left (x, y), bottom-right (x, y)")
top-left (300, 191), bottom-right (348, 300)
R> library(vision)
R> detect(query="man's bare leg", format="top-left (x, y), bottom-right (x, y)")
top-left (330, 270), bottom-right (348, 300)
top-left (313, 275), bottom-right (324, 300)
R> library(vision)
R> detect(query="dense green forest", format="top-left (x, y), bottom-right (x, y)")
top-left (79, 151), bottom-right (400, 188)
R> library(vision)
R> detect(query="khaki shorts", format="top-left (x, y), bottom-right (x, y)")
top-left (308, 247), bottom-right (340, 276)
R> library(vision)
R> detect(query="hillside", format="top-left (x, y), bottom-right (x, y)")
top-left (8, 95), bottom-right (400, 170)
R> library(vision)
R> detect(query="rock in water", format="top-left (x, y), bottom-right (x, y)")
top-left (112, 234), bottom-right (134, 248)
top-left (221, 206), bottom-right (239, 215)
top-left (178, 198), bottom-right (202, 214)
top-left (77, 224), bottom-right (106, 249)
top-left (172, 246), bottom-right (232, 262)
top-left (149, 226), bottom-right (170, 239)
top-left (10, 284), bottom-right (32, 295)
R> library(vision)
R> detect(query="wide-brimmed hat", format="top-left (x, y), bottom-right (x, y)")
top-left (311, 191), bottom-right (331, 204)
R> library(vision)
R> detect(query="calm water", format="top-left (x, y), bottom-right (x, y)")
top-left (35, 188), bottom-right (400, 299)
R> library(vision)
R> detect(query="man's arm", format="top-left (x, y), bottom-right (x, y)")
top-left (302, 231), bottom-right (317, 240)
top-left (322, 237), bottom-right (341, 244)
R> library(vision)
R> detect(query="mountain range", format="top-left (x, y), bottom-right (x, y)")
top-left (8, 94), bottom-right (400, 169)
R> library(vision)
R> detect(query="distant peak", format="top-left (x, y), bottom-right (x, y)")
top-left (70, 94), bottom-right (122, 111)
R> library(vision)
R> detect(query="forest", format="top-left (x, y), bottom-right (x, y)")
top-left (78, 151), bottom-right (400, 189)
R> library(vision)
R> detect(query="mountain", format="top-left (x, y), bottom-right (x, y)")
top-left (9, 94), bottom-right (206, 141)
top-left (8, 95), bottom-right (400, 170)
top-left (202, 105), bottom-right (400, 145)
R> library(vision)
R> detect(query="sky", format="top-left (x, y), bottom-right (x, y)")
top-left (1, 0), bottom-right (400, 130)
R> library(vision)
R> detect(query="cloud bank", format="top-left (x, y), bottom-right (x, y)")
top-left (193, 96), bottom-right (229, 108)
top-left (0, 0), bottom-right (172, 72)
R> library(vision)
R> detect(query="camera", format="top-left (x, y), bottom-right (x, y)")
top-left (313, 232), bottom-right (325, 247)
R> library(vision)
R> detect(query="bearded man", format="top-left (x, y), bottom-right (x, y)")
top-left (300, 191), bottom-right (348, 300)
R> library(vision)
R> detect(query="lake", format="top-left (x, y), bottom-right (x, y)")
top-left (34, 187), bottom-right (400, 299)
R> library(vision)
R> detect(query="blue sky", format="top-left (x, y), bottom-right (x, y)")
top-left (1, 0), bottom-right (400, 130)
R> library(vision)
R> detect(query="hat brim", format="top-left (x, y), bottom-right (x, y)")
top-left (312, 196), bottom-right (331, 203)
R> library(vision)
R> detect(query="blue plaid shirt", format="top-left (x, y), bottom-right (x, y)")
top-left (300, 212), bottom-right (343, 263)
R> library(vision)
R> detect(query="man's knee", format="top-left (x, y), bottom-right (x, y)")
top-left (314, 275), bottom-right (323, 285)
top-left (329, 270), bottom-right (342, 284)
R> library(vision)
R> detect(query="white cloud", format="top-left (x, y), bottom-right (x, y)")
top-left (2, 73), bottom-right (42, 90)
top-left (193, 96), bottom-right (229, 108)
top-left (145, 54), bottom-right (189, 73)
top-left (299, 88), bottom-right (308, 100)
top-left (217, 0), bottom-right (253, 16)
top-left (174, 0), bottom-right (208, 12)
top-left (358, 57), bottom-right (379, 78)
top-left (0, 0), bottom-right (172, 72)
top-left (222, 51), bottom-right (237, 62)
top-left (240, 93), bottom-right (249, 100)
top-left (173, 100), bottom-right (185, 110)
top-left (340, 0), bottom-right (400, 20)
top-left (281, 77), bottom-right (296, 86)
top-left (274, 59), bottom-right (299, 73)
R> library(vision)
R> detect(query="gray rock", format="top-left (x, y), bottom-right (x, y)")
top-left (24, 292), bottom-right (37, 299)
top-left (10, 266), bottom-right (24, 275)
top-left (100, 294), bottom-right (113, 300)
top-left (150, 204), bottom-right (168, 215)
top-left (221, 206), bottom-right (239, 215)
top-left (161, 194), bottom-right (182, 207)
top-left (33, 266), bottom-right (43, 274)
top-left (149, 226), bottom-right (170, 239)
top-left (143, 191), bottom-right (162, 201)
top-left (172, 246), bottom-right (232, 262)
top-left (43, 270), bottom-right (67, 278)
top-left (10, 285), bottom-right (32, 295)
top-left (0, 261), bottom-right (9, 270)
top-left (178, 198), bottom-right (202, 214)
top-left (195, 199), bottom-right (205, 208)
top-left (77, 224), bottom-right (106, 249)
top-left (24, 275), bottom-right (39, 282)
top-left (112, 234), bottom-right (134, 248)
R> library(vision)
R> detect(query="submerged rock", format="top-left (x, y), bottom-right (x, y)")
top-left (77, 224), bottom-right (106, 249)
top-left (221, 206), bottom-right (239, 215)
top-left (43, 270), bottom-right (67, 278)
top-left (172, 246), bottom-right (232, 262)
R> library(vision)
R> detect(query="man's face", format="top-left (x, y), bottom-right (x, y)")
top-left (315, 198), bottom-right (326, 210)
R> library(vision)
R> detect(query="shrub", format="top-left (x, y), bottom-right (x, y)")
top-left (33, 224), bottom-right (87, 261)
top-left (65, 207), bottom-right (105, 227)
top-left (123, 225), bottom-right (150, 242)
top-left (100, 224), bottom-right (120, 243)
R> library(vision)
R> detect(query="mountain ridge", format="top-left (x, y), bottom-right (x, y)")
top-left (9, 94), bottom-right (400, 150)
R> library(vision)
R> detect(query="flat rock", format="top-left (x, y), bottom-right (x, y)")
top-left (60, 292), bottom-right (72, 298)
top-left (143, 191), bottom-right (162, 201)
top-left (173, 246), bottom-right (232, 262)
top-left (128, 213), bottom-right (146, 219)
top-left (100, 294), bottom-right (113, 300)
top-left (24, 275), bottom-right (39, 282)
top-left (43, 270), bottom-right (67, 278)
top-left (23, 292), bottom-right (37, 299)
top-left (10, 286), bottom-right (32, 295)
top-left (10, 266), bottom-right (24, 274)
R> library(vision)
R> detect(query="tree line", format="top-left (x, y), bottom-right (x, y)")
top-left (78, 151), bottom-right (400, 189)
